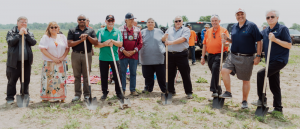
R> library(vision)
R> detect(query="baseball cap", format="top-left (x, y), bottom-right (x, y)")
top-left (125, 12), bottom-right (136, 19)
top-left (204, 24), bottom-right (210, 28)
top-left (235, 8), bottom-right (246, 14)
top-left (106, 15), bottom-right (114, 20)
top-left (187, 24), bottom-right (191, 27)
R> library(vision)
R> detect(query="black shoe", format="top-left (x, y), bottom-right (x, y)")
top-left (142, 88), bottom-right (149, 93)
top-left (117, 94), bottom-right (124, 99)
top-left (101, 94), bottom-right (108, 100)
top-left (219, 91), bottom-right (232, 99)
top-left (268, 108), bottom-right (283, 114)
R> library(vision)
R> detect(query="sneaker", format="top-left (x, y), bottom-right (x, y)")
top-left (219, 91), bottom-right (232, 99)
top-left (111, 80), bottom-right (115, 84)
top-left (123, 90), bottom-right (126, 96)
top-left (101, 94), bottom-right (108, 100)
top-left (251, 99), bottom-right (267, 107)
top-left (268, 108), bottom-right (283, 114)
top-left (117, 94), bottom-right (124, 99)
top-left (6, 100), bottom-right (14, 105)
top-left (84, 96), bottom-right (89, 101)
top-left (187, 94), bottom-right (193, 99)
top-left (192, 62), bottom-right (196, 65)
top-left (212, 92), bottom-right (218, 97)
top-left (142, 88), bottom-right (149, 93)
top-left (72, 96), bottom-right (81, 102)
top-left (130, 91), bottom-right (139, 96)
top-left (241, 100), bottom-right (248, 109)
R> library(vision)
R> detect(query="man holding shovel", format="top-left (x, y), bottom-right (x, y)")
top-left (200, 14), bottom-right (229, 100)
top-left (95, 15), bottom-right (124, 100)
top-left (67, 14), bottom-right (98, 102)
top-left (251, 10), bottom-right (292, 114)
top-left (6, 16), bottom-right (37, 104)
top-left (220, 8), bottom-right (262, 109)
top-left (162, 16), bottom-right (193, 99)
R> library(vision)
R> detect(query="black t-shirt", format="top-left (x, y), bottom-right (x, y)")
top-left (67, 26), bottom-right (96, 52)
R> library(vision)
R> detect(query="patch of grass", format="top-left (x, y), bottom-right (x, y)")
top-left (140, 98), bottom-right (150, 101)
top-left (196, 116), bottom-right (208, 121)
top-left (255, 116), bottom-right (267, 123)
top-left (84, 123), bottom-right (92, 129)
top-left (271, 111), bottom-right (289, 122)
top-left (171, 114), bottom-right (180, 121)
top-left (156, 100), bottom-right (162, 103)
top-left (200, 106), bottom-right (215, 115)
top-left (100, 111), bottom-right (110, 118)
top-left (180, 100), bottom-right (188, 104)
top-left (114, 107), bottom-right (120, 113)
top-left (116, 120), bottom-right (129, 129)
top-left (63, 119), bottom-right (81, 129)
top-left (226, 111), bottom-right (237, 117)
top-left (107, 95), bottom-right (118, 101)
top-left (1, 59), bottom-right (7, 62)
top-left (136, 71), bottom-right (142, 75)
top-left (192, 94), bottom-right (206, 103)
top-left (193, 107), bottom-right (200, 113)
top-left (195, 77), bottom-right (208, 83)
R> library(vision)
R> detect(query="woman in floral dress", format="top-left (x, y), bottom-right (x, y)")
top-left (39, 21), bottom-right (69, 102)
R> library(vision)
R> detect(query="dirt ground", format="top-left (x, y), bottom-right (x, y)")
top-left (0, 30), bottom-right (300, 129)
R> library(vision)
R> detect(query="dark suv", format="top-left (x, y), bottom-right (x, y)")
top-left (220, 23), bottom-right (235, 36)
top-left (183, 22), bottom-right (212, 49)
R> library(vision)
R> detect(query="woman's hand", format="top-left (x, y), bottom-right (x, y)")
top-left (53, 58), bottom-right (62, 64)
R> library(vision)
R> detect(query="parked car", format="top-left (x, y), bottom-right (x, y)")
top-left (289, 29), bottom-right (300, 45)
top-left (220, 23), bottom-right (235, 37)
top-left (182, 22), bottom-right (212, 49)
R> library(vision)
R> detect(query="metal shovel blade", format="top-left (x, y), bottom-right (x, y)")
top-left (119, 98), bottom-right (131, 109)
top-left (161, 93), bottom-right (172, 105)
top-left (85, 97), bottom-right (98, 110)
top-left (212, 97), bottom-right (225, 109)
top-left (255, 106), bottom-right (269, 117)
top-left (16, 94), bottom-right (29, 108)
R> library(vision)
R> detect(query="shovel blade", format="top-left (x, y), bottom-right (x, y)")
top-left (119, 98), bottom-right (131, 109)
top-left (16, 94), bottom-right (29, 108)
top-left (161, 93), bottom-right (172, 105)
top-left (85, 97), bottom-right (98, 110)
top-left (212, 97), bottom-right (225, 109)
top-left (255, 106), bottom-right (269, 117)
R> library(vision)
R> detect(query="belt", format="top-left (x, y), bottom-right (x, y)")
top-left (168, 48), bottom-right (188, 54)
top-left (232, 52), bottom-right (254, 57)
top-left (73, 50), bottom-right (91, 54)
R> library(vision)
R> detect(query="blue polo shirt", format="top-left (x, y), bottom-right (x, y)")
top-left (261, 22), bottom-right (291, 64)
top-left (231, 20), bottom-right (262, 54)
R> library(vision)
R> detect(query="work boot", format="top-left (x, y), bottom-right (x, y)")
top-left (219, 91), bottom-right (232, 99)
top-left (212, 92), bottom-right (218, 97)
top-left (101, 94), bottom-right (108, 100)
top-left (268, 108), bottom-right (283, 114)
top-left (187, 94), bottom-right (193, 99)
top-left (72, 96), bottom-right (81, 102)
top-left (6, 100), bottom-right (14, 105)
top-left (131, 91), bottom-right (139, 96)
top-left (251, 99), bottom-right (267, 107)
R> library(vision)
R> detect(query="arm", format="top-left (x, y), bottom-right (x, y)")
top-left (166, 28), bottom-right (190, 45)
top-left (68, 39), bottom-right (84, 47)
top-left (25, 32), bottom-right (37, 46)
top-left (269, 32), bottom-right (292, 49)
top-left (6, 31), bottom-right (20, 47)
top-left (59, 48), bottom-right (70, 61)
top-left (87, 30), bottom-right (98, 45)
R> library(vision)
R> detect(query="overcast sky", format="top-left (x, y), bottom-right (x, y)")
top-left (0, 0), bottom-right (298, 28)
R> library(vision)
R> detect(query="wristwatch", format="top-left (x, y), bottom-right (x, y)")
top-left (256, 55), bottom-right (261, 57)
top-left (201, 56), bottom-right (204, 59)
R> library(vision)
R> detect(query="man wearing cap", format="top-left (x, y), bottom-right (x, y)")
top-left (201, 24), bottom-right (210, 44)
top-left (95, 15), bottom-right (124, 100)
top-left (67, 14), bottom-right (98, 102)
top-left (162, 16), bottom-right (193, 99)
top-left (118, 13), bottom-right (143, 96)
top-left (187, 24), bottom-right (197, 65)
top-left (252, 10), bottom-right (292, 114)
top-left (200, 14), bottom-right (229, 99)
top-left (220, 8), bottom-right (262, 109)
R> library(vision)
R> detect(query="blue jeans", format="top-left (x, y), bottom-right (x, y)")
top-left (189, 46), bottom-right (196, 63)
top-left (120, 58), bottom-right (138, 92)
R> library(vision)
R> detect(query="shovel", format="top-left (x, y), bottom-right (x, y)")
top-left (83, 40), bottom-right (98, 110)
top-left (255, 40), bottom-right (272, 117)
top-left (16, 34), bottom-right (30, 108)
top-left (212, 42), bottom-right (225, 109)
top-left (161, 45), bottom-right (172, 105)
top-left (110, 46), bottom-right (131, 109)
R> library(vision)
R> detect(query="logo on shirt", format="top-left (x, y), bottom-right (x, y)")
top-left (128, 35), bottom-right (134, 41)
top-left (243, 31), bottom-right (248, 33)
top-left (273, 31), bottom-right (277, 33)
top-left (113, 34), bottom-right (117, 36)
top-left (75, 32), bottom-right (80, 34)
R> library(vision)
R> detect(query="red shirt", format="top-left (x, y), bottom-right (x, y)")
top-left (118, 25), bottom-right (143, 60)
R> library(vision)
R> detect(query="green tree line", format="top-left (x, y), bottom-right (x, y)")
top-left (0, 22), bottom-right (122, 30)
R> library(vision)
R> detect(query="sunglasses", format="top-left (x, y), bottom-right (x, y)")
top-left (78, 19), bottom-right (86, 21)
top-left (175, 20), bottom-right (182, 23)
top-left (266, 16), bottom-right (275, 20)
top-left (213, 32), bottom-right (215, 39)
top-left (50, 26), bottom-right (58, 29)
top-left (107, 19), bottom-right (115, 22)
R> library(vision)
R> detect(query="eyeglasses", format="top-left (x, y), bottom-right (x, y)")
top-left (78, 19), bottom-right (86, 21)
top-left (266, 16), bottom-right (275, 20)
top-left (175, 20), bottom-right (182, 23)
top-left (107, 19), bottom-right (115, 23)
top-left (213, 32), bottom-right (215, 39)
top-left (50, 26), bottom-right (58, 29)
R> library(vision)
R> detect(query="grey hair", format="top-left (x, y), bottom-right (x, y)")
top-left (77, 14), bottom-right (86, 19)
top-left (210, 14), bottom-right (221, 21)
top-left (266, 9), bottom-right (279, 17)
top-left (174, 15), bottom-right (183, 21)
top-left (17, 16), bottom-right (28, 22)
top-left (147, 18), bottom-right (155, 22)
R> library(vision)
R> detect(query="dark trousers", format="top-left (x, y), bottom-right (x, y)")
top-left (208, 53), bottom-right (227, 93)
top-left (168, 50), bottom-right (193, 94)
top-left (257, 61), bottom-right (286, 110)
top-left (142, 64), bottom-right (166, 92)
top-left (189, 46), bottom-right (196, 63)
top-left (99, 60), bottom-right (121, 95)
top-left (6, 61), bottom-right (31, 100)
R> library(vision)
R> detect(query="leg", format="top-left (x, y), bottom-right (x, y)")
top-left (242, 81), bottom-right (250, 101)
top-left (71, 52), bottom-right (82, 97)
top-left (168, 53), bottom-right (177, 93)
top-left (176, 51), bottom-right (193, 94)
top-left (119, 59), bottom-right (129, 91)
top-left (129, 59), bottom-right (138, 92)
top-left (110, 61), bottom-right (121, 94)
top-left (221, 68), bottom-right (232, 92)
top-left (100, 61), bottom-right (109, 94)
top-left (6, 64), bottom-right (21, 101)
top-left (23, 60), bottom-right (31, 95)
top-left (191, 46), bottom-right (196, 63)
top-left (257, 68), bottom-right (266, 101)
top-left (269, 72), bottom-right (282, 110)
top-left (142, 65), bottom-right (155, 92)
top-left (81, 52), bottom-right (92, 96)
top-left (154, 64), bottom-right (166, 93)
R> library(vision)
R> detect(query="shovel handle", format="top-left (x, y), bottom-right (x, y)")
top-left (263, 40), bottom-right (272, 93)
top-left (22, 34), bottom-right (25, 94)
top-left (110, 46), bottom-right (124, 96)
top-left (84, 40), bottom-right (91, 97)
top-left (218, 43), bottom-right (224, 85)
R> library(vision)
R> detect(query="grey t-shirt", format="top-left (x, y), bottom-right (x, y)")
top-left (17, 29), bottom-right (28, 61)
top-left (140, 28), bottom-right (165, 65)
top-left (165, 26), bottom-right (190, 52)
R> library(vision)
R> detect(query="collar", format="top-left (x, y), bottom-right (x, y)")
top-left (268, 22), bottom-right (279, 32)
top-left (105, 26), bottom-right (115, 32)
top-left (236, 19), bottom-right (248, 28)
top-left (212, 26), bottom-right (220, 32)
top-left (76, 25), bottom-right (88, 31)
top-left (125, 24), bottom-right (134, 32)
top-left (173, 26), bottom-right (183, 31)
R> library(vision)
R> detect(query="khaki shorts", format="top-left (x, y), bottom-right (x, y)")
top-left (223, 53), bottom-right (255, 81)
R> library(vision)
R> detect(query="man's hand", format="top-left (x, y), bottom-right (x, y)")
top-left (269, 33), bottom-right (276, 42)
top-left (253, 57), bottom-right (260, 65)
top-left (19, 28), bottom-right (27, 35)
top-left (103, 40), bottom-right (111, 46)
top-left (221, 33), bottom-right (228, 40)
top-left (107, 42), bottom-right (113, 47)
top-left (123, 50), bottom-right (131, 57)
top-left (200, 58), bottom-right (205, 65)
top-left (165, 40), bottom-right (173, 45)
top-left (80, 34), bottom-right (88, 41)
top-left (162, 33), bottom-right (169, 40)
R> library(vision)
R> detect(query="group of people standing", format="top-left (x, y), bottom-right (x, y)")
top-left (5, 8), bottom-right (292, 114)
